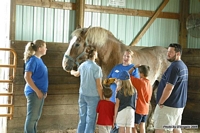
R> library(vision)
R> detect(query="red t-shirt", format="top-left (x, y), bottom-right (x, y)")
top-left (130, 76), bottom-right (152, 115)
top-left (96, 100), bottom-right (115, 125)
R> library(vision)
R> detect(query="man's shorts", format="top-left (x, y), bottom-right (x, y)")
top-left (153, 105), bottom-right (184, 131)
top-left (135, 113), bottom-right (148, 124)
top-left (116, 106), bottom-right (135, 127)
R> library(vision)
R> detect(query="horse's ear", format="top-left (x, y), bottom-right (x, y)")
top-left (88, 25), bottom-right (91, 29)
top-left (81, 26), bottom-right (91, 35)
top-left (76, 25), bottom-right (81, 29)
top-left (79, 25), bottom-right (91, 36)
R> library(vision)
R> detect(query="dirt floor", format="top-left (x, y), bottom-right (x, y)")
top-left (36, 129), bottom-right (200, 133)
top-left (43, 129), bottom-right (200, 133)
top-left (182, 129), bottom-right (200, 133)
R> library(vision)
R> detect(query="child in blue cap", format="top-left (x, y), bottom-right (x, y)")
top-left (113, 71), bottom-right (137, 132)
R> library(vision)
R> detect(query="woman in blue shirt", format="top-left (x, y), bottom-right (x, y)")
top-left (71, 45), bottom-right (103, 133)
top-left (108, 49), bottom-right (139, 103)
top-left (23, 40), bottom-right (48, 133)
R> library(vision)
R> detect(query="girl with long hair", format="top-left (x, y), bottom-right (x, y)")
top-left (114, 71), bottom-right (137, 133)
top-left (23, 40), bottom-right (48, 133)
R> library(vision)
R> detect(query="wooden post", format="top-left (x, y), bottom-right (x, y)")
top-left (10, 0), bottom-right (16, 41)
top-left (179, 0), bottom-right (189, 48)
top-left (75, 0), bottom-right (85, 28)
top-left (130, 0), bottom-right (169, 46)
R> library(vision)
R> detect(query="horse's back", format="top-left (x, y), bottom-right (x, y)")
top-left (129, 46), bottom-right (170, 84)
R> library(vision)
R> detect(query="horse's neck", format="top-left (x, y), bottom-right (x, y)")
top-left (97, 43), bottom-right (126, 78)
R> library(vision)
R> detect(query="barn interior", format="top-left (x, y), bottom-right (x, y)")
top-left (0, 0), bottom-right (200, 133)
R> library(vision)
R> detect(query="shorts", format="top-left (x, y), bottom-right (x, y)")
top-left (98, 125), bottom-right (112, 133)
top-left (135, 113), bottom-right (148, 124)
top-left (116, 106), bottom-right (135, 127)
top-left (153, 105), bottom-right (184, 131)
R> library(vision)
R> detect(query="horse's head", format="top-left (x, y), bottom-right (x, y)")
top-left (62, 26), bottom-right (91, 72)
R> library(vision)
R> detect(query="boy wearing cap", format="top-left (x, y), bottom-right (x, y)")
top-left (114, 71), bottom-right (137, 133)
top-left (129, 65), bottom-right (152, 133)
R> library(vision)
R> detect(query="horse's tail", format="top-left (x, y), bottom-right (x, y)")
top-left (153, 80), bottom-right (159, 91)
top-left (151, 80), bottom-right (159, 109)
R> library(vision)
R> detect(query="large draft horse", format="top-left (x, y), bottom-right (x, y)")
top-left (62, 26), bottom-right (170, 131)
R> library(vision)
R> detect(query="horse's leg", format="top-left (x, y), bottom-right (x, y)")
top-left (147, 80), bottom-right (159, 133)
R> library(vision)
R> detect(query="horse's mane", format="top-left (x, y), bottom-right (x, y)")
top-left (72, 27), bottom-right (122, 47)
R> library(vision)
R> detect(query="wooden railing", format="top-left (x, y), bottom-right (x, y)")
top-left (0, 48), bottom-right (17, 120)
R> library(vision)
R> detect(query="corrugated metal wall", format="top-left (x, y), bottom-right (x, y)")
top-left (84, 0), bottom-right (179, 47)
top-left (15, 5), bottom-right (75, 43)
top-left (188, 0), bottom-right (200, 48)
top-left (15, 0), bottom-right (195, 48)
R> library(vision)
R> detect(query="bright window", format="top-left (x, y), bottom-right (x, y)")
top-left (0, 1), bottom-right (11, 133)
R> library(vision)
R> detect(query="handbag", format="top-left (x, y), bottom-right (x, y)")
top-left (110, 124), bottom-right (119, 133)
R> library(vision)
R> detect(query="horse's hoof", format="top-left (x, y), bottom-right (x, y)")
top-left (147, 125), bottom-right (155, 133)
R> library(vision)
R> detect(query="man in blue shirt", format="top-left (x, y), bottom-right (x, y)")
top-left (153, 43), bottom-right (188, 133)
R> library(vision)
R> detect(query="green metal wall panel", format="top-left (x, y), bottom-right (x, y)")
top-left (33, 7), bottom-right (44, 40)
top-left (15, 0), bottom-right (181, 47)
top-left (15, 5), bottom-right (23, 40)
top-left (86, 0), bottom-right (179, 13)
top-left (84, 0), bottom-right (180, 47)
top-left (54, 9), bottom-right (64, 42)
top-left (15, 5), bottom-right (75, 43)
top-left (44, 8), bottom-right (54, 42)
top-left (22, 6), bottom-right (34, 41)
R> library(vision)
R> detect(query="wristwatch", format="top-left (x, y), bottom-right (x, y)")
top-left (159, 103), bottom-right (164, 106)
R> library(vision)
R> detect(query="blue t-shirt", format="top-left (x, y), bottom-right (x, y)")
top-left (24, 56), bottom-right (48, 96)
top-left (108, 64), bottom-right (139, 103)
top-left (156, 60), bottom-right (188, 108)
top-left (78, 60), bottom-right (103, 97)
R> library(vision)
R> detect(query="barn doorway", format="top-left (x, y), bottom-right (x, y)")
top-left (0, 0), bottom-right (11, 133)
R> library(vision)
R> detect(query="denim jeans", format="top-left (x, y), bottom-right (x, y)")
top-left (77, 94), bottom-right (100, 133)
top-left (24, 92), bottom-right (45, 133)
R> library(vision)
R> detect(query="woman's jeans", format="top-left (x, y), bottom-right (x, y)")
top-left (77, 94), bottom-right (100, 133)
top-left (24, 92), bottom-right (44, 133)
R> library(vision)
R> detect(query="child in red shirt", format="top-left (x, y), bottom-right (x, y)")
top-left (129, 65), bottom-right (152, 133)
top-left (96, 87), bottom-right (115, 133)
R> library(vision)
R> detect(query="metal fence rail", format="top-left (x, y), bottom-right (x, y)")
top-left (0, 48), bottom-right (17, 120)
